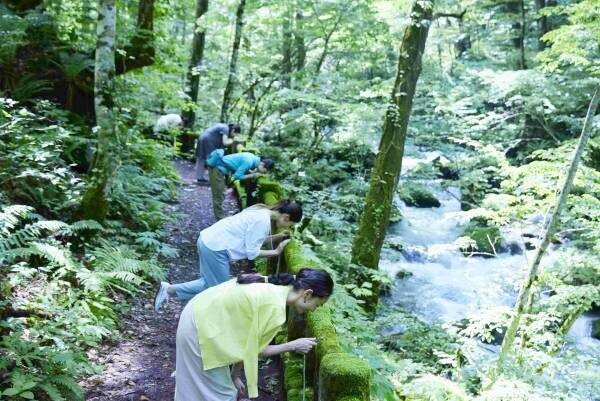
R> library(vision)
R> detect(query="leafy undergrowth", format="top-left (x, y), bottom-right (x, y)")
top-left (0, 99), bottom-right (177, 400)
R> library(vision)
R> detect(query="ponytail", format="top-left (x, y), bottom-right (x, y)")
top-left (237, 268), bottom-right (333, 298)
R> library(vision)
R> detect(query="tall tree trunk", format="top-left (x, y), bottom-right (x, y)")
top-left (180, 0), bottom-right (209, 154)
top-left (294, 2), bottom-right (306, 71)
top-left (115, 0), bottom-right (156, 74)
top-left (496, 86), bottom-right (600, 374)
top-left (220, 0), bottom-right (247, 122)
top-left (534, 0), bottom-right (548, 50)
top-left (79, 0), bottom-right (118, 221)
top-left (507, 0), bottom-right (526, 69)
top-left (281, 3), bottom-right (293, 88)
top-left (350, 0), bottom-right (434, 310)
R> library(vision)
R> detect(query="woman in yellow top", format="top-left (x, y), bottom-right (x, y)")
top-left (175, 268), bottom-right (333, 401)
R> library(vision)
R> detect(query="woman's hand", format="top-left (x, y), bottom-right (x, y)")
top-left (280, 230), bottom-right (292, 239)
top-left (276, 239), bottom-right (291, 254)
top-left (232, 375), bottom-right (246, 398)
top-left (288, 337), bottom-right (317, 354)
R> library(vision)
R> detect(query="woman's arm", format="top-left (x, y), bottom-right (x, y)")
top-left (257, 239), bottom-right (290, 258)
top-left (260, 337), bottom-right (317, 357)
top-left (264, 231), bottom-right (291, 243)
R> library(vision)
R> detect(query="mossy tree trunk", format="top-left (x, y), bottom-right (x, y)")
top-left (220, 0), bottom-right (247, 123)
top-left (350, 0), bottom-right (434, 308)
top-left (181, 0), bottom-right (209, 154)
top-left (496, 86), bottom-right (600, 374)
top-left (78, 0), bottom-right (118, 222)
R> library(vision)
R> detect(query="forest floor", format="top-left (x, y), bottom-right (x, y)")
top-left (81, 159), bottom-right (283, 401)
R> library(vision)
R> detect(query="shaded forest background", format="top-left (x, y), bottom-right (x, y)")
top-left (0, 0), bottom-right (599, 400)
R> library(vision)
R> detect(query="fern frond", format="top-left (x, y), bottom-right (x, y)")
top-left (0, 204), bottom-right (34, 235)
top-left (48, 374), bottom-right (84, 400)
top-left (40, 382), bottom-right (66, 401)
top-left (69, 220), bottom-right (103, 232)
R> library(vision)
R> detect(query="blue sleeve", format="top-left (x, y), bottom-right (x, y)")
top-left (232, 160), bottom-right (251, 180)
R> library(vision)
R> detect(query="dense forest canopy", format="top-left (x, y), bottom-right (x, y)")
top-left (1, 0), bottom-right (599, 400)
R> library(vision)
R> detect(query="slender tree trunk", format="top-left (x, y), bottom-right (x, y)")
top-left (520, 0), bottom-right (526, 69)
top-left (79, 0), bottom-right (118, 221)
top-left (220, 0), bottom-right (247, 122)
top-left (180, 0), bottom-right (209, 153)
top-left (534, 0), bottom-right (548, 49)
top-left (350, 0), bottom-right (434, 310)
top-left (496, 86), bottom-right (600, 373)
top-left (294, 1), bottom-right (306, 71)
top-left (281, 3), bottom-right (293, 88)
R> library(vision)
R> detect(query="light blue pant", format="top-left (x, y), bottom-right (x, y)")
top-left (172, 237), bottom-right (230, 301)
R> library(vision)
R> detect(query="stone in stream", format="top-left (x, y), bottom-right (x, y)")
top-left (432, 155), bottom-right (460, 180)
top-left (398, 183), bottom-right (441, 208)
top-left (592, 320), bottom-right (600, 340)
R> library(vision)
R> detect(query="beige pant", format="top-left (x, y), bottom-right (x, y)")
top-left (174, 302), bottom-right (237, 401)
top-left (208, 167), bottom-right (225, 220)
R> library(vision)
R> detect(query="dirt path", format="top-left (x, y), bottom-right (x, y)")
top-left (82, 160), bottom-right (282, 401)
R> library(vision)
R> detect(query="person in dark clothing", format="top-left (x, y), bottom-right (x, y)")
top-left (195, 123), bottom-right (241, 184)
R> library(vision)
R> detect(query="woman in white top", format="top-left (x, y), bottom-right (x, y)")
top-left (154, 200), bottom-right (302, 311)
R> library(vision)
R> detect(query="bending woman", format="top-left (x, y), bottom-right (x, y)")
top-left (154, 200), bottom-right (302, 311)
top-left (175, 268), bottom-right (334, 400)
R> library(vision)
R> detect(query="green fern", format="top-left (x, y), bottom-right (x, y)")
top-left (40, 382), bottom-right (66, 401)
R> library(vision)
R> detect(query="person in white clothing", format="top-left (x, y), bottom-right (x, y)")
top-left (154, 200), bottom-right (303, 311)
top-left (154, 113), bottom-right (187, 134)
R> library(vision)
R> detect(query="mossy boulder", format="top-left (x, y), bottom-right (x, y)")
top-left (459, 218), bottom-right (504, 257)
top-left (319, 353), bottom-right (370, 401)
top-left (592, 319), bottom-right (600, 340)
top-left (398, 183), bottom-right (441, 208)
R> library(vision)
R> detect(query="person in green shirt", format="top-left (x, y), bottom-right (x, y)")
top-left (174, 268), bottom-right (334, 401)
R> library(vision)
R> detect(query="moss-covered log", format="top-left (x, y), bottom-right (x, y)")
top-left (256, 180), bottom-right (371, 401)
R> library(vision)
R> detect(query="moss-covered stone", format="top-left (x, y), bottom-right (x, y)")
top-left (287, 388), bottom-right (314, 401)
top-left (307, 306), bottom-right (342, 362)
top-left (398, 183), bottom-right (441, 208)
top-left (283, 352), bottom-right (304, 390)
top-left (460, 219), bottom-right (504, 257)
top-left (319, 353), bottom-right (370, 401)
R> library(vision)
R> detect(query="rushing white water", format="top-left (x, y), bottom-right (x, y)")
top-left (379, 150), bottom-right (600, 399)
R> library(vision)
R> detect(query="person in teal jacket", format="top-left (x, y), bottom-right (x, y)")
top-left (206, 149), bottom-right (275, 220)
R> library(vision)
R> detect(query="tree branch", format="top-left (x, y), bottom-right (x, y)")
top-left (434, 10), bottom-right (467, 19)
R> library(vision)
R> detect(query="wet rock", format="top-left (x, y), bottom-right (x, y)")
top-left (592, 320), bottom-right (600, 341)
top-left (498, 241), bottom-right (523, 255)
top-left (395, 270), bottom-right (413, 279)
top-left (401, 245), bottom-right (428, 263)
top-left (432, 155), bottom-right (459, 180)
top-left (398, 183), bottom-right (441, 208)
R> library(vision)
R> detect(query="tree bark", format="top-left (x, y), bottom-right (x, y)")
top-left (281, 3), bottom-right (293, 88)
top-left (534, 0), bottom-right (548, 50)
top-left (350, 0), bottom-right (434, 309)
top-left (78, 0), bottom-right (118, 221)
top-left (180, 0), bottom-right (209, 154)
top-left (294, 2), bottom-right (306, 71)
top-left (496, 86), bottom-right (600, 374)
top-left (115, 0), bottom-right (156, 74)
top-left (220, 0), bottom-right (247, 122)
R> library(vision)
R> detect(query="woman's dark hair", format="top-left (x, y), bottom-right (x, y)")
top-left (271, 199), bottom-right (302, 222)
top-left (228, 123), bottom-right (241, 133)
top-left (237, 268), bottom-right (334, 298)
top-left (260, 157), bottom-right (275, 171)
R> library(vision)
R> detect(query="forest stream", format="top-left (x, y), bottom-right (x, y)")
top-left (379, 147), bottom-right (600, 401)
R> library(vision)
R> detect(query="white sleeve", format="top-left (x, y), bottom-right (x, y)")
top-left (244, 215), bottom-right (270, 260)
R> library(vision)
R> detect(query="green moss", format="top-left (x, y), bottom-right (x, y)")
top-left (283, 239), bottom-right (306, 273)
top-left (398, 183), bottom-right (441, 208)
top-left (233, 180), bottom-right (247, 210)
top-left (460, 219), bottom-right (504, 257)
top-left (257, 177), bottom-right (284, 202)
top-left (319, 353), bottom-right (370, 401)
top-left (283, 352), bottom-right (304, 390)
top-left (307, 306), bottom-right (342, 361)
top-left (287, 388), bottom-right (314, 401)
